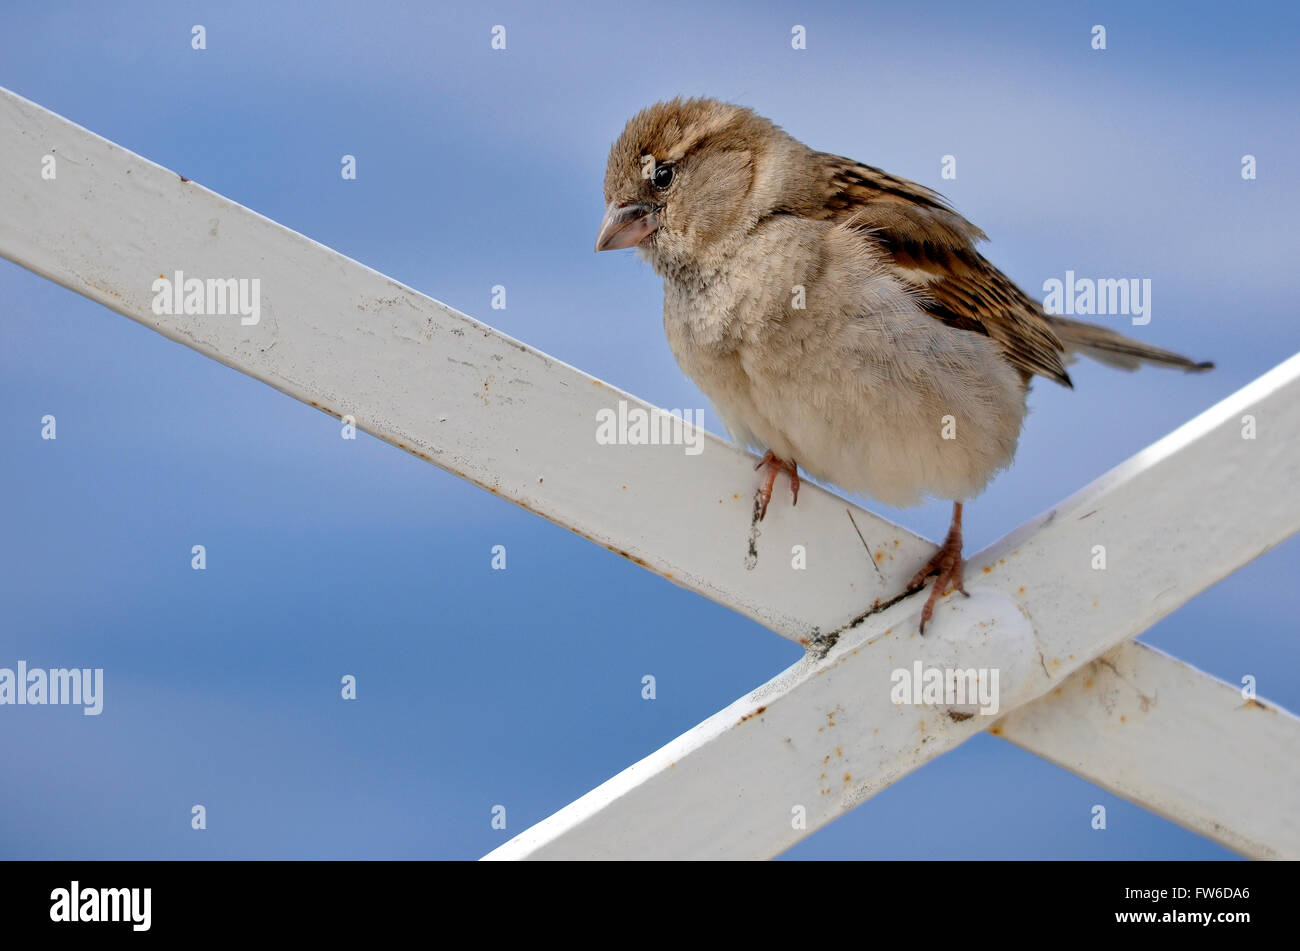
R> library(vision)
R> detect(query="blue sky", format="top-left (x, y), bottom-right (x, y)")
top-left (1, 0), bottom-right (1297, 859)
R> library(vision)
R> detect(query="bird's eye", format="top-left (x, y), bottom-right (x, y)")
top-left (652, 164), bottom-right (675, 189)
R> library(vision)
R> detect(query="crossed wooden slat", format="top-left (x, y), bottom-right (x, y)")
top-left (3, 87), bottom-right (1296, 860)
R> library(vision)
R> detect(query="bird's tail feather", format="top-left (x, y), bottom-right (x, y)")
top-left (1046, 315), bottom-right (1213, 372)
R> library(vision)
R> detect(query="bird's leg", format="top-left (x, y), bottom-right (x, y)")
top-left (905, 501), bottom-right (970, 634)
top-left (754, 450), bottom-right (800, 521)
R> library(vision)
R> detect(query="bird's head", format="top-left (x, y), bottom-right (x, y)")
top-left (595, 98), bottom-right (805, 273)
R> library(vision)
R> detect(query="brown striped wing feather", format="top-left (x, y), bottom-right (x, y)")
top-left (809, 152), bottom-right (1072, 387)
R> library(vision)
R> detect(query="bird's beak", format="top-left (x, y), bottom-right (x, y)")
top-left (595, 202), bottom-right (660, 252)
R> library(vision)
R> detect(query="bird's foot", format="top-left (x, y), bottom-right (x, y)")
top-left (905, 502), bottom-right (969, 634)
top-left (754, 451), bottom-right (799, 521)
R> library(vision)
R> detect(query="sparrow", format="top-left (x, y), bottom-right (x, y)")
top-left (595, 98), bottom-right (1212, 633)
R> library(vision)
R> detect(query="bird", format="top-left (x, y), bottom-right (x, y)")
top-left (595, 98), bottom-right (1213, 633)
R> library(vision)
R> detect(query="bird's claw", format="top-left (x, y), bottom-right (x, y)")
top-left (907, 504), bottom-right (967, 634)
top-left (754, 451), bottom-right (799, 521)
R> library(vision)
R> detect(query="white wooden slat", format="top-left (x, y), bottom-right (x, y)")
top-left (0, 85), bottom-right (931, 651)
top-left (485, 355), bottom-right (1300, 858)
top-left (4, 86), bottom-right (1296, 859)
top-left (995, 640), bottom-right (1300, 859)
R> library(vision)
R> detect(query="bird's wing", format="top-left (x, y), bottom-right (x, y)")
top-left (807, 152), bottom-right (1071, 386)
